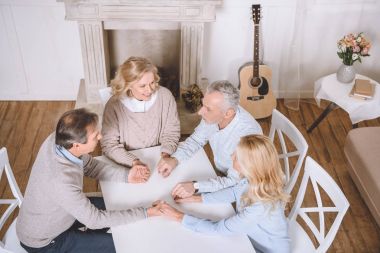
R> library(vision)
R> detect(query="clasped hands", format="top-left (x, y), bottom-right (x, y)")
top-left (157, 153), bottom-right (178, 178)
top-left (128, 156), bottom-right (202, 222)
top-left (128, 159), bottom-right (151, 183)
top-left (128, 153), bottom-right (176, 183)
top-left (147, 181), bottom-right (202, 222)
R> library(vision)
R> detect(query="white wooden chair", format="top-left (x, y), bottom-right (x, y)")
top-left (288, 156), bottom-right (350, 253)
top-left (0, 147), bottom-right (26, 253)
top-left (269, 109), bottom-right (308, 194)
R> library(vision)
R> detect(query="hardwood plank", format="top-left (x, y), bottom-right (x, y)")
top-left (303, 101), bottom-right (332, 162)
top-left (0, 102), bottom-right (21, 153)
top-left (0, 102), bottom-right (9, 127)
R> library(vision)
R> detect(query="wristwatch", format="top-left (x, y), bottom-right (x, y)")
top-left (193, 181), bottom-right (199, 193)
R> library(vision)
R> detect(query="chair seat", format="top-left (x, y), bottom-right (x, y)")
top-left (288, 220), bottom-right (316, 253)
top-left (3, 218), bottom-right (27, 253)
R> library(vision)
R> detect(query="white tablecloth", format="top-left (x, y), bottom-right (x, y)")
top-left (314, 73), bottom-right (380, 124)
top-left (98, 146), bottom-right (255, 253)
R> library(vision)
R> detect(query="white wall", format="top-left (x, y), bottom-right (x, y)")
top-left (0, 0), bottom-right (379, 100)
top-left (0, 0), bottom-right (83, 100)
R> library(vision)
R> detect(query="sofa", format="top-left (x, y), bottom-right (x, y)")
top-left (344, 127), bottom-right (380, 227)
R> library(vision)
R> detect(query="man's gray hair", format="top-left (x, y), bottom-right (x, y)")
top-left (206, 80), bottom-right (240, 111)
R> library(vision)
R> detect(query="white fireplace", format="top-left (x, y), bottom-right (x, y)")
top-left (59, 0), bottom-right (222, 133)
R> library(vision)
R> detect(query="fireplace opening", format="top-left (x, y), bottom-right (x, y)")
top-left (108, 29), bottom-right (180, 98)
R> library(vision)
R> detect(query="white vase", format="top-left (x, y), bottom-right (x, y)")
top-left (336, 64), bottom-right (356, 83)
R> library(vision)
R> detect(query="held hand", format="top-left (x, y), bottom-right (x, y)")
top-left (159, 203), bottom-right (184, 222)
top-left (157, 157), bottom-right (178, 178)
top-left (175, 195), bottom-right (202, 204)
top-left (128, 160), bottom-right (151, 183)
top-left (171, 182), bottom-right (196, 199)
top-left (146, 200), bottom-right (166, 217)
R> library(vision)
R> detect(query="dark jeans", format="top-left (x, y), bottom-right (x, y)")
top-left (20, 197), bottom-right (116, 253)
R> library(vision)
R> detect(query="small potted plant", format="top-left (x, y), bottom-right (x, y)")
top-left (336, 32), bottom-right (371, 83)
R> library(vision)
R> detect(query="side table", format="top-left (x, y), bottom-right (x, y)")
top-left (307, 73), bottom-right (380, 133)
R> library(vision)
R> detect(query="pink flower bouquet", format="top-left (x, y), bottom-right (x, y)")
top-left (337, 33), bottom-right (371, 66)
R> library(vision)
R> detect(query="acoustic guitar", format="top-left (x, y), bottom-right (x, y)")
top-left (239, 4), bottom-right (276, 119)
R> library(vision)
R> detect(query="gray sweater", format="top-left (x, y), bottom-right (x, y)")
top-left (16, 134), bottom-right (146, 248)
top-left (101, 86), bottom-right (180, 167)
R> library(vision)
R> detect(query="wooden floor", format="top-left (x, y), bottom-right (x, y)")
top-left (0, 100), bottom-right (379, 252)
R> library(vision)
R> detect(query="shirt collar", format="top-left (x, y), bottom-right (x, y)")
top-left (219, 106), bottom-right (240, 132)
top-left (55, 145), bottom-right (83, 167)
top-left (240, 177), bottom-right (248, 185)
top-left (121, 91), bottom-right (158, 113)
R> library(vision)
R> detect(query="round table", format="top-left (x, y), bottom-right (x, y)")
top-left (307, 73), bottom-right (380, 132)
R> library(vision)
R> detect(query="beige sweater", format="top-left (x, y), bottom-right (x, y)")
top-left (101, 86), bottom-right (180, 166)
top-left (16, 134), bottom-right (146, 248)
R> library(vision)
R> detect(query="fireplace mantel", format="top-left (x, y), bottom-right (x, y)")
top-left (62, 0), bottom-right (222, 22)
top-left (60, 0), bottom-right (222, 104)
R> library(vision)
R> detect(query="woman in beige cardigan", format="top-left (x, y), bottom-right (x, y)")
top-left (101, 57), bottom-right (180, 183)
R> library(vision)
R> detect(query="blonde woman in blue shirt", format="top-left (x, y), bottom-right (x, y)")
top-left (158, 134), bottom-right (291, 253)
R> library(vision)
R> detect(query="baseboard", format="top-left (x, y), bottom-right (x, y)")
top-left (274, 89), bottom-right (314, 99)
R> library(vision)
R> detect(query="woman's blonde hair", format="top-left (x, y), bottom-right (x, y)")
top-left (111, 56), bottom-right (160, 97)
top-left (237, 135), bottom-right (290, 208)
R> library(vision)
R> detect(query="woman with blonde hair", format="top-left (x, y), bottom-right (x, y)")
top-left (101, 56), bottom-right (180, 183)
top-left (158, 134), bottom-right (290, 253)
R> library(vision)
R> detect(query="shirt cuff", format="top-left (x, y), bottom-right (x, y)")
top-left (124, 169), bottom-right (129, 183)
top-left (110, 151), bottom-right (139, 167)
top-left (197, 180), bottom-right (211, 193)
top-left (201, 193), bottom-right (211, 204)
top-left (171, 152), bottom-right (185, 164)
top-left (143, 208), bottom-right (148, 218)
top-left (182, 214), bottom-right (201, 229)
top-left (160, 145), bottom-right (175, 155)
top-left (125, 153), bottom-right (139, 167)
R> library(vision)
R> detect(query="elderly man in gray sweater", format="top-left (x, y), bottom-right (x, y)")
top-left (157, 80), bottom-right (263, 199)
top-left (16, 108), bottom-right (163, 253)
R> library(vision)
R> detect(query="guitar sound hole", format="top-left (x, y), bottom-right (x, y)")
top-left (249, 76), bottom-right (269, 96)
top-left (250, 77), bottom-right (261, 88)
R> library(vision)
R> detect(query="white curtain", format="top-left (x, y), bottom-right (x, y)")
top-left (279, 0), bottom-right (309, 110)
top-left (259, 0), bottom-right (380, 110)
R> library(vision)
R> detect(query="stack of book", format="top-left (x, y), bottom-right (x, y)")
top-left (349, 79), bottom-right (374, 100)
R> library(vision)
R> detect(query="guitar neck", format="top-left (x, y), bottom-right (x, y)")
top-left (253, 24), bottom-right (260, 78)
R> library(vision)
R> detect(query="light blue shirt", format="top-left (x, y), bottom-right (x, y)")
top-left (55, 145), bottom-right (83, 167)
top-left (172, 106), bottom-right (262, 192)
top-left (182, 179), bottom-right (290, 253)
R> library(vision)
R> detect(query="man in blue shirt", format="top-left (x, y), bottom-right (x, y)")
top-left (157, 80), bottom-right (262, 197)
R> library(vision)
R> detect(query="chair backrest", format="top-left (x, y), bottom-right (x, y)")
top-left (288, 156), bottom-right (350, 253)
top-left (0, 147), bottom-right (24, 252)
top-left (268, 109), bottom-right (308, 194)
top-left (99, 87), bottom-right (112, 106)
